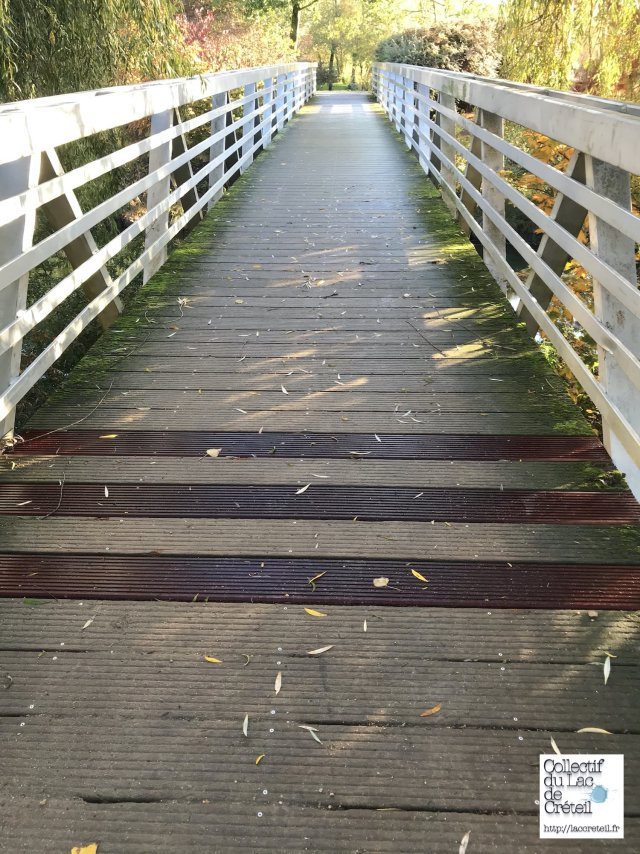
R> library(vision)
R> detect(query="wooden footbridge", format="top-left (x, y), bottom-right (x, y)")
top-left (0, 63), bottom-right (639, 851)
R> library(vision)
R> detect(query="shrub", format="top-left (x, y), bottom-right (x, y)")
top-left (375, 20), bottom-right (500, 77)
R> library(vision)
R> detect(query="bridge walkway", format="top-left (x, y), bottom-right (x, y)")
top-left (0, 92), bottom-right (638, 852)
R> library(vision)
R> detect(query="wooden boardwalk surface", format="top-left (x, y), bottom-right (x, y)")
top-left (1, 92), bottom-right (639, 852)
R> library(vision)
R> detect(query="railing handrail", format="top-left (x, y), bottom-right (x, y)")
top-left (373, 62), bottom-right (640, 174)
top-left (0, 63), bottom-right (315, 164)
top-left (0, 62), bottom-right (317, 442)
top-left (375, 62), bottom-right (640, 119)
top-left (372, 62), bottom-right (640, 497)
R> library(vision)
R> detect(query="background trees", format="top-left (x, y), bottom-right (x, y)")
top-left (0, 0), bottom-right (191, 101)
top-left (498, 0), bottom-right (640, 101)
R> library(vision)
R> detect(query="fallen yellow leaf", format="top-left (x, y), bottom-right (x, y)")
top-left (204, 656), bottom-right (222, 664)
top-left (255, 754), bottom-right (265, 765)
top-left (206, 448), bottom-right (222, 458)
top-left (71, 845), bottom-right (98, 854)
top-left (304, 607), bottom-right (327, 617)
top-left (420, 703), bottom-right (442, 717)
top-left (410, 569), bottom-right (428, 583)
top-left (99, 434), bottom-right (117, 439)
top-left (373, 576), bottom-right (389, 588)
top-left (308, 571), bottom-right (327, 585)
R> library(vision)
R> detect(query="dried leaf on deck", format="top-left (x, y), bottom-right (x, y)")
top-left (255, 754), bottom-right (265, 765)
top-left (420, 703), bottom-right (442, 717)
top-left (206, 448), bottom-right (222, 458)
top-left (308, 571), bottom-right (326, 585)
top-left (296, 484), bottom-right (311, 495)
top-left (363, 619), bottom-right (367, 632)
top-left (307, 645), bottom-right (334, 656)
top-left (71, 845), bottom-right (99, 854)
top-left (299, 724), bottom-right (322, 744)
top-left (304, 607), bottom-right (327, 617)
top-left (550, 736), bottom-right (561, 755)
top-left (459, 831), bottom-right (470, 854)
top-left (281, 385), bottom-right (289, 394)
top-left (577, 727), bottom-right (612, 735)
top-left (104, 486), bottom-right (109, 498)
top-left (373, 576), bottom-right (389, 588)
top-left (243, 713), bottom-right (249, 737)
top-left (410, 569), bottom-right (428, 583)
top-left (99, 434), bottom-right (117, 439)
top-left (275, 671), bottom-right (282, 695)
top-left (603, 656), bottom-right (611, 685)
top-left (81, 617), bottom-right (95, 630)
top-left (204, 656), bottom-right (222, 664)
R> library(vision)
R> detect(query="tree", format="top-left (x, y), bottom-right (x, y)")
top-left (498, 0), bottom-right (640, 100)
top-left (179, 0), bottom-right (294, 71)
top-left (305, 0), bottom-right (400, 87)
top-left (0, 0), bottom-right (191, 101)
top-left (247, 0), bottom-right (320, 46)
top-left (375, 19), bottom-right (500, 76)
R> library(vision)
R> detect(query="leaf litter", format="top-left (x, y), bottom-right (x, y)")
top-left (420, 703), bottom-right (441, 717)
top-left (307, 645), bottom-right (334, 656)
top-left (299, 725), bottom-right (322, 744)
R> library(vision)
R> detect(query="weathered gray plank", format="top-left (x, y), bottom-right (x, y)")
top-left (1, 517), bottom-right (637, 562)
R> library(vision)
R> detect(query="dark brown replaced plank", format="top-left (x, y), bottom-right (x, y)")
top-left (1, 483), bottom-right (637, 524)
top-left (1, 553), bottom-right (639, 608)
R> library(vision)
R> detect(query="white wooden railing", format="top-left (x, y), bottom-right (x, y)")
top-left (0, 62), bottom-right (316, 439)
top-left (372, 62), bottom-right (640, 497)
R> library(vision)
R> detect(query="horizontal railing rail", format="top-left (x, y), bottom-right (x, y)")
top-left (0, 62), bottom-right (316, 440)
top-left (372, 61), bottom-right (640, 497)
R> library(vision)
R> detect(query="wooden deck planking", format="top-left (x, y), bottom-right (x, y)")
top-left (1, 602), bottom-right (639, 852)
top-left (1, 91), bottom-right (640, 852)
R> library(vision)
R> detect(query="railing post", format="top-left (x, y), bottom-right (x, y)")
top-left (585, 157), bottom-right (640, 493)
top-left (275, 73), bottom-right (286, 131)
top-left (415, 82), bottom-right (431, 174)
top-left (39, 150), bottom-right (123, 328)
top-left (516, 151), bottom-right (587, 334)
top-left (293, 70), bottom-right (301, 113)
top-left (400, 76), bottom-right (411, 148)
top-left (393, 74), bottom-right (401, 133)
top-left (478, 109), bottom-right (508, 295)
top-left (0, 154), bottom-right (39, 440)
top-left (438, 91), bottom-right (458, 217)
top-left (208, 92), bottom-right (227, 208)
top-left (143, 108), bottom-right (173, 283)
top-left (241, 82), bottom-right (257, 174)
top-left (458, 124), bottom-right (483, 236)
top-left (262, 77), bottom-right (273, 148)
